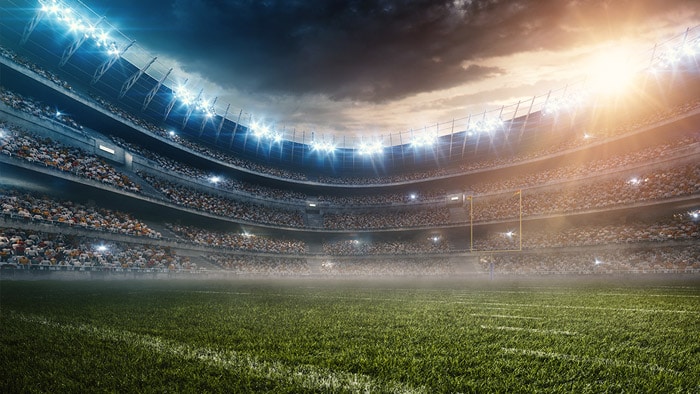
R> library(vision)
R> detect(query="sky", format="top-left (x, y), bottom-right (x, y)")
top-left (79, 0), bottom-right (699, 141)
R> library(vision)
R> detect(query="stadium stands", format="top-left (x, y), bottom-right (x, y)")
top-left (1, 25), bottom-right (699, 277)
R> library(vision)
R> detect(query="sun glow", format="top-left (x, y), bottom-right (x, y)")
top-left (585, 47), bottom-right (637, 95)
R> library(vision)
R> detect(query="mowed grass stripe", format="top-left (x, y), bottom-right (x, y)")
top-left (10, 312), bottom-right (427, 394)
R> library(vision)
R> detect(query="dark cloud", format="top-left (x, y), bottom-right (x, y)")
top-left (88, 0), bottom-right (699, 103)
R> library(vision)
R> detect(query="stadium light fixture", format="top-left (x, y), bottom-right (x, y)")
top-left (250, 122), bottom-right (283, 143)
top-left (468, 118), bottom-right (504, 134)
top-left (543, 91), bottom-right (588, 115)
top-left (311, 140), bottom-right (336, 153)
top-left (411, 133), bottom-right (436, 148)
top-left (357, 140), bottom-right (384, 155)
top-left (174, 85), bottom-right (194, 106)
top-left (40, 0), bottom-right (117, 57)
top-left (689, 209), bottom-right (700, 220)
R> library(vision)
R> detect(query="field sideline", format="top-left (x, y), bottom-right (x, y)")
top-left (1, 277), bottom-right (699, 393)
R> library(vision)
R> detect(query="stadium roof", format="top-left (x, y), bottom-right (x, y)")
top-left (2, 0), bottom-right (700, 173)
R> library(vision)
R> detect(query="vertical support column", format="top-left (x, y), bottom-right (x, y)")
top-left (228, 109), bottom-right (243, 148)
top-left (214, 103), bottom-right (230, 142)
top-left (163, 78), bottom-right (186, 120)
top-left (182, 88), bottom-right (203, 129)
top-left (199, 96), bottom-right (217, 135)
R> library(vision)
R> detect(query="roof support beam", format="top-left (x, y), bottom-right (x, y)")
top-left (119, 56), bottom-right (156, 99)
top-left (59, 17), bottom-right (105, 67)
top-left (143, 67), bottom-right (172, 111)
top-left (91, 40), bottom-right (135, 85)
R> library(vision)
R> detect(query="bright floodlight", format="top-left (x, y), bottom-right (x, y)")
top-left (174, 85), bottom-right (194, 105)
top-left (357, 140), bottom-right (383, 155)
top-left (250, 122), bottom-right (283, 143)
top-left (411, 133), bottom-right (436, 148)
top-left (41, 1), bottom-right (115, 57)
top-left (469, 118), bottom-right (503, 134)
top-left (543, 92), bottom-right (588, 115)
top-left (311, 140), bottom-right (336, 153)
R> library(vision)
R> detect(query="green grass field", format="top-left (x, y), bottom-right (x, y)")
top-left (1, 277), bottom-right (699, 393)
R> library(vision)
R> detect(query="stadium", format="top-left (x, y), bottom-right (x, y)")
top-left (1, 0), bottom-right (699, 392)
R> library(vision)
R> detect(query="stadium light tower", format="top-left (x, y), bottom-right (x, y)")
top-left (59, 16), bottom-right (105, 67)
top-left (91, 40), bottom-right (135, 85)
top-left (119, 56), bottom-right (157, 99)
top-left (143, 68), bottom-right (172, 111)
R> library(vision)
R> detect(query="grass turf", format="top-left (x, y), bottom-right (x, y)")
top-left (1, 277), bottom-right (699, 393)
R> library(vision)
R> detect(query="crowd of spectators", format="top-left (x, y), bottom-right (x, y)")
top-left (472, 161), bottom-right (700, 222)
top-left (1, 86), bottom-right (82, 131)
top-left (0, 122), bottom-right (141, 193)
top-left (323, 206), bottom-right (451, 230)
top-left (468, 133), bottom-right (700, 194)
top-left (319, 257), bottom-right (457, 276)
top-left (473, 216), bottom-right (700, 251)
top-left (166, 223), bottom-right (307, 254)
top-left (112, 136), bottom-right (307, 201)
top-left (139, 173), bottom-right (305, 227)
top-left (0, 188), bottom-right (160, 238)
top-left (115, 130), bottom-right (697, 210)
top-left (206, 254), bottom-right (311, 275)
top-left (0, 227), bottom-right (189, 270)
top-left (0, 46), bottom-right (73, 91)
top-left (481, 245), bottom-right (700, 274)
top-left (322, 238), bottom-right (451, 255)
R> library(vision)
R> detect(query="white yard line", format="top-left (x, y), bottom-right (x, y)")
top-left (470, 314), bottom-right (542, 320)
top-left (481, 302), bottom-right (699, 314)
top-left (481, 325), bottom-right (576, 335)
top-left (11, 312), bottom-right (426, 394)
top-left (502, 347), bottom-right (679, 374)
